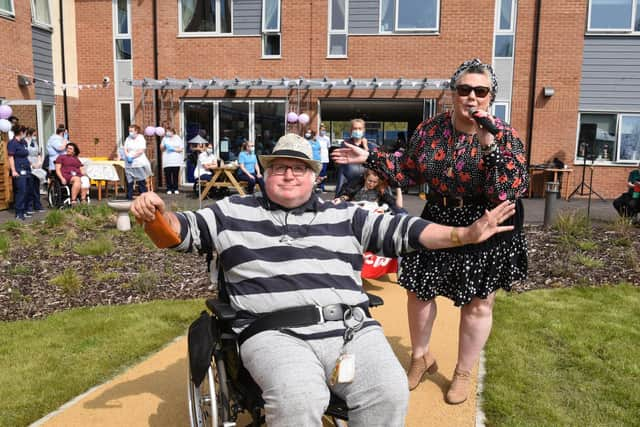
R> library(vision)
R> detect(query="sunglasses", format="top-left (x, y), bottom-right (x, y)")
top-left (455, 84), bottom-right (491, 98)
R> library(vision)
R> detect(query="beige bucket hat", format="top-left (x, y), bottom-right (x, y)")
top-left (259, 133), bottom-right (322, 174)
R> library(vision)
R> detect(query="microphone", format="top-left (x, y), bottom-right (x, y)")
top-left (469, 108), bottom-right (499, 136)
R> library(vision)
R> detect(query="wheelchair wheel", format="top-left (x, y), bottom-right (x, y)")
top-left (188, 355), bottom-right (232, 427)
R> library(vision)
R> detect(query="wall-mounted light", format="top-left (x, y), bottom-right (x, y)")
top-left (543, 86), bottom-right (555, 97)
top-left (17, 75), bottom-right (32, 87)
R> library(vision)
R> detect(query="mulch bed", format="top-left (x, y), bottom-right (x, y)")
top-left (1, 215), bottom-right (638, 322)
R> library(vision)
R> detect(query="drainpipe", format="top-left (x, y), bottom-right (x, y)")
top-left (526, 0), bottom-right (542, 166)
top-left (59, 0), bottom-right (69, 129)
top-left (152, 0), bottom-right (162, 187)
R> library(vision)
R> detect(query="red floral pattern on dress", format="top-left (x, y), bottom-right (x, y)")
top-left (367, 111), bottom-right (528, 204)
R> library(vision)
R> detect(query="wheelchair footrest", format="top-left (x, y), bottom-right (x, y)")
top-left (206, 298), bottom-right (238, 321)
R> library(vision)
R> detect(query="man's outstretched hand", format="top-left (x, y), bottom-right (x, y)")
top-left (331, 142), bottom-right (369, 165)
top-left (130, 192), bottom-right (165, 222)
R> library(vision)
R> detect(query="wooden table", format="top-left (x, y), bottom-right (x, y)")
top-left (85, 160), bottom-right (125, 200)
top-left (528, 167), bottom-right (574, 200)
top-left (199, 165), bottom-right (246, 200)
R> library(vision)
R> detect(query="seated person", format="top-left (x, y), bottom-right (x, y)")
top-left (194, 143), bottom-right (220, 183)
top-left (131, 133), bottom-right (516, 427)
top-left (613, 165), bottom-right (640, 218)
top-left (54, 142), bottom-right (89, 204)
top-left (236, 140), bottom-right (265, 194)
top-left (336, 169), bottom-right (406, 214)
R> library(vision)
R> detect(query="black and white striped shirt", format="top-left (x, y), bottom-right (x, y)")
top-left (175, 194), bottom-right (431, 338)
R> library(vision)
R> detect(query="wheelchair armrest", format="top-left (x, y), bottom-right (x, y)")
top-left (206, 298), bottom-right (238, 321)
top-left (366, 292), bottom-right (384, 308)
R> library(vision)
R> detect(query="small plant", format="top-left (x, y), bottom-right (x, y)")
top-left (553, 210), bottom-right (591, 244)
top-left (74, 236), bottom-right (114, 256)
top-left (623, 252), bottom-right (638, 270)
top-left (613, 236), bottom-right (633, 247)
top-left (2, 219), bottom-right (24, 233)
top-left (49, 268), bottom-right (83, 296)
top-left (95, 271), bottom-right (121, 283)
top-left (0, 233), bottom-right (9, 254)
top-left (124, 267), bottom-right (160, 294)
top-left (10, 265), bottom-right (32, 276)
top-left (575, 240), bottom-right (598, 251)
top-left (572, 253), bottom-right (604, 269)
top-left (44, 210), bottom-right (66, 227)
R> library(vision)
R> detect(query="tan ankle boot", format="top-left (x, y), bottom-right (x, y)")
top-left (446, 368), bottom-right (472, 404)
top-left (407, 352), bottom-right (438, 390)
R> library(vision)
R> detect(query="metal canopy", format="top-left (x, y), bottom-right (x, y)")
top-left (124, 76), bottom-right (450, 91)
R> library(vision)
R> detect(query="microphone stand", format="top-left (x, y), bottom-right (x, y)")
top-left (567, 152), bottom-right (605, 202)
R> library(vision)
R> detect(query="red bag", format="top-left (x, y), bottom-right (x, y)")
top-left (361, 252), bottom-right (398, 279)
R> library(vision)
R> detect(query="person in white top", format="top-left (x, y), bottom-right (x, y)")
top-left (317, 123), bottom-right (331, 192)
top-left (194, 143), bottom-right (220, 182)
top-left (123, 124), bottom-right (152, 200)
top-left (161, 126), bottom-right (184, 194)
top-left (46, 125), bottom-right (67, 172)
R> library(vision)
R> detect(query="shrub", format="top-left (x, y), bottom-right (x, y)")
top-left (554, 210), bottom-right (591, 241)
top-left (49, 268), bottom-right (83, 296)
top-left (0, 233), bottom-right (9, 255)
top-left (124, 267), bottom-right (160, 294)
top-left (572, 253), bottom-right (604, 269)
top-left (73, 236), bottom-right (114, 256)
top-left (44, 210), bottom-right (65, 227)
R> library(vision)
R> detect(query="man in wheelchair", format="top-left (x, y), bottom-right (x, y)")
top-left (131, 134), bottom-right (516, 426)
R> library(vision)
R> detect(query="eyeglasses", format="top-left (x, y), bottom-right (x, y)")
top-left (270, 164), bottom-right (309, 176)
top-left (455, 84), bottom-right (491, 98)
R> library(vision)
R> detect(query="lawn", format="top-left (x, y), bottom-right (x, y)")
top-left (0, 299), bottom-right (203, 427)
top-left (483, 284), bottom-right (640, 426)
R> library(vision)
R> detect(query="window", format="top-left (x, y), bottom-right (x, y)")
top-left (328, 0), bottom-right (348, 57)
top-left (588, 0), bottom-right (640, 32)
top-left (118, 102), bottom-right (132, 146)
top-left (577, 113), bottom-right (618, 162)
top-left (254, 101), bottom-right (285, 154)
top-left (492, 103), bottom-right (510, 123)
top-left (380, 0), bottom-right (394, 32)
top-left (395, 0), bottom-right (439, 31)
top-left (494, 35), bottom-right (514, 57)
top-left (618, 114), bottom-right (640, 162)
top-left (114, 0), bottom-right (131, 60)
top-left (180, 0), bottom-right (232, 34)
top-left (0, 0), bottom-right (14, 15)
top-left (262, 0), bottom-right (280, 57)
top-left (31, 0), bottom-right (51, 27)
top-left (499, 0), bottom-right (514, 31)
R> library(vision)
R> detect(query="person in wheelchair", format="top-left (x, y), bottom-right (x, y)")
top-left (54, 142), bottom-right (89, 204)
top-left (131, 134), bottom-right (516, 426)
top-left (335, 169), bottom-right (406, 215)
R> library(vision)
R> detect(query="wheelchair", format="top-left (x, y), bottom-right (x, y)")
top-left (187, 267), bottom-right (383, 427)
top-left (47, 172), bottom-right (90, 209)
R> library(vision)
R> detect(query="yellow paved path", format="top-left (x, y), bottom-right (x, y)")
top-left (36, 276), bottom-right (477, 427)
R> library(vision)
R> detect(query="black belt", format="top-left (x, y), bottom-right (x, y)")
top-left (426, 192), bottom-right (486, 209)
top-left (238, 302), bottom-right (370, 346)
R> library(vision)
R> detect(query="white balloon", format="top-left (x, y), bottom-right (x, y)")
top-left (0, 119), bottom-right (12, 133)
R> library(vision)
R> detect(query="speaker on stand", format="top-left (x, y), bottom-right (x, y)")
top-left (568, 123), bottom-right (606, 202)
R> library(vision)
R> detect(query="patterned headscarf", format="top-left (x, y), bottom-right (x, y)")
top-left (449, 58), bottom-right (498, 105)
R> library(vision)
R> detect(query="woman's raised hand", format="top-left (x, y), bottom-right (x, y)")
top-left (463, 200), bottom-right (516, 244)
top-left (331, 142), bottom-right (369, 165)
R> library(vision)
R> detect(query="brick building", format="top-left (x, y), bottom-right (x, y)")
top-left (1, 0), bottom-right (639, 198)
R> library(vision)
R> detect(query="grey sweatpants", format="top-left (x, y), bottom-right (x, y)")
top-left (240, 325), bottom-right (408, 427)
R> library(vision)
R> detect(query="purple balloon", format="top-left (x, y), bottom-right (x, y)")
top-left (155, 126), bottom-right (165, 137)
top-left (298, 113), bottom-right (310, 125)
top-left (144, 126), bottom-right (156, 136)
top-left (287, 112), bottom-right (298, 123)
top-left (0, 104), bottom-right (12, 120)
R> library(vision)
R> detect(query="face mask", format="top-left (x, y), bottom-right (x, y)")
top-left (63, 131), bottom-right (69, 140)
top-left (304, 133), bottom-right (312, 139)
top-left (320, 130), bottom-right (326, 136)
top-left (129, 132), bottom-right (136, 138)
top-left (166, 132), bottom-right (173, 138)
top-left (351, 130), bottom-right (364, 139)
top-left (206, 148), bottom-right (213, 154)
top-left (250, 148), bottom-right (255, 154)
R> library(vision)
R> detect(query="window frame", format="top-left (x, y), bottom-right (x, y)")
top-left (575, 112), bottom-right (624, 165)
top-left (327, 0), bottom-right (349, 58)
top-left (492, 102), bottom-right (510, 123)
top-left (379, 0), bottom-right (394, 33)
top-left (497, 0), bottom-right (515, 32)
top-left (113, 0), bottom-right (132, 60)
top-left (587, 0), bottom-right (639, 33)
top-left (262, 0), bottom-right (281, 58)
top-left (178, 0), bottom-right (234, 37)
top-left (616, 113), bottom-right (640, 163)
top-left (394, 0), bottom-right (440, 32)
top-left (0, 0), bottom-right (15, 17)
top-left (30, 0), bottom-right (52, 29)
